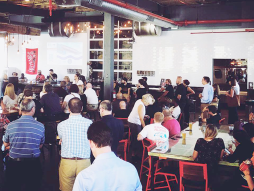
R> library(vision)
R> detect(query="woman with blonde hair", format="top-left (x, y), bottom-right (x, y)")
top-left (40, 82), bottom-right (50, 98)
top-left (3, 83), bottom-right (18, 110)
top-left (128, 93), bottom-right (155, 156)
top-left (193, 124), bottom-right (225, 179)
top-left (64, 76), bottom-right (71, 92)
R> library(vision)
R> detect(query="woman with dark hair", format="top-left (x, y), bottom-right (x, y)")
top-left (183, 79), bottom-right (195, 125)
top-left (136, 79), bottom-right (147, 100)
top-left (62, 84), bottom-right (81, 114)
top-left (212, 84), bottom-right (221, 113)
top-left (226, 77), bottom-right (240, 124)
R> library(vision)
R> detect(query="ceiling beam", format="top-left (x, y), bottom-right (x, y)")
top-left (0, 22), bottom-right (41, 35)
top-left (42, 15), bottom-right (104, 23)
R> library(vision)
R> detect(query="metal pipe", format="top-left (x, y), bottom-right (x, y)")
top-left (176, 19), bottom-right (254, 26)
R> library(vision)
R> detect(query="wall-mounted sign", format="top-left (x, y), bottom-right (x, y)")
top-left (137, 70), bottom-right (155, 77)
top-left (26, 48), bottom-right (38, 75)
top-left (67, 69), bottom-right (82, 74)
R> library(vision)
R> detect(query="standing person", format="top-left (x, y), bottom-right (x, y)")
top-left (136, 79), bottom-right (147, 100)
top-left (118, 77), bottom-right (131, 103)
top-left (212, 84), bottom-right (221, 113)
top-left (3, 99), bottom-right (45, 191)
top-left (62, 84), bottom-right (80, 114)
top-left (158, 79), bottom-right (174, 107)
top-left (199, 76), bottom-right (214, 119)
top-left (36, 70), bottom-right (45, 83)
top-left (183, 79), bottom-right (195, 125)
top-left (72, 121), bottom-right (142, 191)
top-left (47, 69), bottom-right (57, 82)
top-left (226, 77), bottom-right (240, 124)
top-left (142, 77), bottom-right (149, 91)
top-left (175, 76), bottom-right (187, 112)
top-left (40, 82), bottom-right (50, 98)
top-left (99, 100), bottom-right (124, 155)
top-left (73, 73), bottom-right (83, 86)
top-left (2, 83), bottom-right (18, 110)
top-left (58, 98), bottom-right (92, 191)
top-left (128, 94), bottom-right (155, 157)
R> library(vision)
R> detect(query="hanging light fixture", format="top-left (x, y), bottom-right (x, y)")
top-left (17, 28), bottom-right (20, 54)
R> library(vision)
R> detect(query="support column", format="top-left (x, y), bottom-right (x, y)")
top-left (103, 13), bottom-right (114, 101)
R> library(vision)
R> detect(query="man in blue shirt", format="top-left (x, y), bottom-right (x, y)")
top-left (3, 99), bottom-right (45, 191)
top-left (73, 121), bottom-right (142, 191)
top-left (58, 98), bottom-right (92, 191)
top-left (199, 76), bottom-right (214, 119)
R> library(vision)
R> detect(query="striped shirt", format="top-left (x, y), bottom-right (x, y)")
top-left (3, 115), bottom-right (45, 158)
top-left (57, 114), bottom-right (92, 159)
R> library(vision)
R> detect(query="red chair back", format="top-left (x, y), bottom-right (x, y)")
top-left (219, 118), bottom-right (226, 125)
top-left (150, 118), bottom-right (154, 124)
top-left (179, 161), bottom-right (208, 191)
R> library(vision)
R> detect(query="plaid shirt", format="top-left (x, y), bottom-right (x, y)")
top-left (0, 114), bottom-right (10, 129)
top-left (57, 114), bottom-right (92, 158)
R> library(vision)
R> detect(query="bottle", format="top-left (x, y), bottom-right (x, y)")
top-left (199, 116), bottom-right (202, 126)
top-left (240, 159), bottom-right (252, 172)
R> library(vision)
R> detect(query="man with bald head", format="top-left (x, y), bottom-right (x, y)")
top-left (112, 93), bottom-right (127, 114)
top-left (84, 83), bottom-right (99, 112)
top-left (57, 97), bottom-right (92, 191)
top-left (175, 76), bottom-right (187, 111)
top-left (114, 100), bottom-right (130, 118)
top-left (162, 109), bottom-right (181, 137)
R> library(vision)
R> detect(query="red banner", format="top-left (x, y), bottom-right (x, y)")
top-left (26, 48), bottom-right (38, 75)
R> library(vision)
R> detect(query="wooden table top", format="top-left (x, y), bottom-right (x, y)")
top-left (148, 122), bottom-right (239, 167)
top-left (0, 109), bottom-right (19, 116)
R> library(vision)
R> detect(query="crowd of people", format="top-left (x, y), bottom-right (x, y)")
top-left (1, 71), bottom-right (254, 191)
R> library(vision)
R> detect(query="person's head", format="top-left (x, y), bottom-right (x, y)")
top-left (122, 77), bottom-right (128, 84)
top-left (87, 121), bottom-right (112, 158)
top-left (142, 94), bottom-right (155, 106)
top-left (24, 89), bottom-right (33, 98)
top-left (162, 109), bottom-right (173, 120)
top-left (166, 79), bottom-right (172, 85)
top-left (205, 124), bottom-right (218, 139)
top-left (176, 76), bottom-right (182, 85)
top-left (38, 70), bottom-right (42, 75)
top-left (243, 123), bottom-right (254, 141)
top-left (60, 81), bottom-right (66, 88)
top-left (44, 84), bottom-right (53, 93)
top-left (233, 130), bottom-right (250, 145)
top-left (64, 76), bottom-right (70, 83)
top-left (74, 74), bottom-right (79, 80)
top-left (213, 84), bottom-right (220, 95)
top-left (99, 100), bottom-right (112, 117)
top-left (68, 97), bottom-right (83, 114)
top-left (4, 83), bottom-right (15, 100)
top-left (154, 112), bottom-right (164, 124)
top-left (183, 79), bottom-right (190, 86)
top-left (20, 98), bottom-right (35, 116)
top-left (78, 85), bottom-right (84, 95)
top-left (86, 83), bottom-right (92, 89)
top-left (24, 85), bottom-right (33, 92)
top-left (207, 105), bottom-right (217, 114)
top-left (142, 77), bottom-right (147, 82)
top-left (12, 72), bottom-right (17, 77)
top-left (138, 79), bottom-right (146, 87)
top-left (202, 76), bottom-right (210, 85)
top-left (119, 101), bottom-right (126, 110)
top-left (116, 93), bottom-right (123, 99)
top-left (3, 74), bottom-right (8, 80)
top-left (42, 82), bottom-right (50, 93)
top-left (49, 69), bottom-right (53, 75)
top-left (229, 77), bottom-right (237, 86)
top-left (21, 73), bottom-right (25, 78)
top-left (69, 84), bottom-right (79, 93)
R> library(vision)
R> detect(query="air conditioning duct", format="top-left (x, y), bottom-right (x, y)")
top-left (48, 22), bottom-right (74, 37)
top-left (134, 22), bottom-right (161, 36)
top-left (55, 0), bottom-right (81, 7)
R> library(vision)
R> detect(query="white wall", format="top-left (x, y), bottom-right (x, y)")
top-left (6, 32), bottom-right (88, 82)
top-left (133, 29), bottom-right (254, 87)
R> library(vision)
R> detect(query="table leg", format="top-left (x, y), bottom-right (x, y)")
top-left (150, 156), bottom-right (156, 191)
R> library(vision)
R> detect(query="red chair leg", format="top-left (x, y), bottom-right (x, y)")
top-left (164, 175), bottom-right (172, 191)
top-left (140, 148), bottom-right (145, 178)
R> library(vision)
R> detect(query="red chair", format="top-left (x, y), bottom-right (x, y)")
top-left (242, 185), bottom-right (250, 189)
top-left (179, 161), bottom-right (208, 191)
top-left (219, 118), bottom-right (226, 125)
top-left (146, 142), bottom-right (178, 191)
top-left (117, 139), bottom-right (128, 161)
top-left (116, 118), bottom-right (131, 152)
top-left (150, 118), bottom-right (154, 124)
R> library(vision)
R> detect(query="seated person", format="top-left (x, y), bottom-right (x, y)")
top-left (162, 109), bottom-right (181, 137)
top-left (78, 85), bottom-right (87, 112)
top-left (169, 99), bottom-right (181, 120)
top-left (22, 89), bottom-right (41, 117)
top-left (193, 124), bottom-right (225, 176)
top-left (243, 123), bottom-right (254, 143)
top-left (146, 100), bottom-right (162, 124)
top-left (40, 84), bottom-right (63, 122)
top-left (54, 81), bottom-right (68, 99)
top-left (118, 78), bottom-right (131, 103)
top-left (84, 83), bottom-right (98, 111)
top-left (47, 69), bottom-right (57, 82)
top-left (36, 70), bottom-right (45, 83)
top-left (62, 84), bottom-right (80, 114)
top-left (17, 84), bottom-right (33, 105)
top-left (137, 112), bottom-right (169, 142)
top-left (2, 83), bottom-right (18, 110)
top-left (242, 152), bottom-right (254, 191)
top-left (73, 121), bottom-right (142, 191)
top-left (112, 93), bottom-right (126, 113)
top-left (19, 73), bottom-right (27, 83)
top-left (114, 101), bottom-right (130, 118)
top-left (202, 105), bottom-right (221, 126)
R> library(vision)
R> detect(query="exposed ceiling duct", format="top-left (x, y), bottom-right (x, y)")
top-left (134, 22), bottom-right (162, 36)
top-left (56, 0), bottom-right (178, 28)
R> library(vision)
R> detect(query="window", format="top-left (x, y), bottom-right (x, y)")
top-left (88, 20), bottom-right (133, 82)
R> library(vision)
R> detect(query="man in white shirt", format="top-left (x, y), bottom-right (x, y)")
top-left (73, 121), bottom-right (142, 191)
top-left (169, 99), bottom-right (181, 120)
top-left (84, 83), bottom-right (98, 111)
top-left (137, 112), bottom-right (169, 142)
